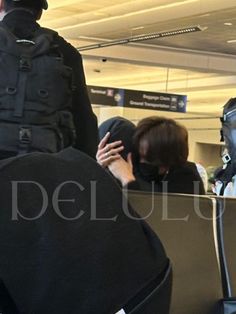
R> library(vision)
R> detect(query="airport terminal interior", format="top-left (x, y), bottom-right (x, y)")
top-left (2, 1), bottom-right (236, 313)
top-left (40, 0), bottom-right (236, 177)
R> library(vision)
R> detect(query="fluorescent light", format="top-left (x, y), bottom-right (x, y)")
top-left (131, 26), bottom-right (145, 31)
top-left (78, 25), bottom-right (204, 51)
top-left (227, 39), bottom-right (236, 43)
top-left (200, 14), bottom-right (210, 17)
top-left (224, 22), bottom-right (233, 26)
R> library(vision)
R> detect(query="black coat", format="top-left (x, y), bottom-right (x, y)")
top-left (1, 10), bottom-right (98, 159)
top-left (0, 148), bottom-right (169, 314)
top-left (128, 161), bottom-right (205, 195)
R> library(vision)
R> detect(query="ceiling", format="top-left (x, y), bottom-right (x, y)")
top-left (41, 0), bottom-right (236, 116)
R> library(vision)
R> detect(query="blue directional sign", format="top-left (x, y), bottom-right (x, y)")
top-left (88, 85), bottom-right (187, 113)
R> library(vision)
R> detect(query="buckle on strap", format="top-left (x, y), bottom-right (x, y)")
top-left (19, 56), bottom-right (32, 71)
top-left (19, 126), bottom-right (32, 144)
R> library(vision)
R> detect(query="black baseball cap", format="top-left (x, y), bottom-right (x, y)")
top-left (12, 0), bottom-right (48, 10)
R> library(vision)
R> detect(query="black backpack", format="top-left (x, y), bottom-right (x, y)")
top-left (218, 98), bottom-right (236, 192)
top-left (0, 24), bottom-right (76, 155)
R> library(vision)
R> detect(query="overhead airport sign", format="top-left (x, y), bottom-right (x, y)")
top-left (88, 85), bottom-right (187, 113)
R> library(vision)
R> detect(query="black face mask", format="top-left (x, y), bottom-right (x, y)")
top-left (138, 162), bottom-right (164, 183)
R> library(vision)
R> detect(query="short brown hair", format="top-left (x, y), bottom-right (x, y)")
top-left (133, 116), bottom-right (189, 168)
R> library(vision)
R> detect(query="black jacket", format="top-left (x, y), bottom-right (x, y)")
top-left (128, 161), bottom-right (205, 195)
top-left (1, 9), bottom-right (98, 158)
top-left (0, 148), bottom-right (169, 313)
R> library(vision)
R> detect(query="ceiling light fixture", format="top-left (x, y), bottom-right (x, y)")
top-left (227, 39), bottom-right (236, 43)
top-left (131, 26), bottom-right (145, 31)
top-left (224, 22), bottom-right (233, 26)
top-left (78, 25), bottom-right (204, 51)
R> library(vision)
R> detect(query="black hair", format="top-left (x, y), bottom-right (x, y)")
top-left (99, 116), bottom-right (136, 160)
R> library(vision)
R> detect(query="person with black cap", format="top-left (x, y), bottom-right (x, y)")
top-left (0, 0), bottom-right (98, 159)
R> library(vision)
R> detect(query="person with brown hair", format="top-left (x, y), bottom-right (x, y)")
top-left (97, 116), bottom-right (205, 194)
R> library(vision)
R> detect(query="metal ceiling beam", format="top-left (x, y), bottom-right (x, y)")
top-left (77, 26), bottom-right (203, 51)
top-left (76, 39), bottom-right (236, 74)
